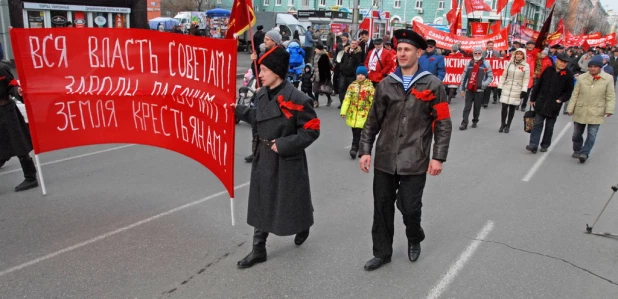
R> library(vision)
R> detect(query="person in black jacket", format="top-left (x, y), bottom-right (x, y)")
top-left (253, 25), bottom-right (265, 56)
top-left (301, 64), bottom-right (314, 99)
top-left (337, 39), bottom-right (364, 108)
top-left (526, 53), bottom-right (575, 153)
top-left (0, 62), bottom-right (39, 191)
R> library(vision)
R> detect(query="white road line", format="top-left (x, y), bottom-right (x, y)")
top-left (426, 220), bottom-right (495, 299)
top-left (522, 122), bottom-right (571, 182)
top-left (344, 145), bottom-right (352, 149)
top-left (0, 181), bottom-right (250, 278)
top-left (0, 145), bottom-right (135, 177)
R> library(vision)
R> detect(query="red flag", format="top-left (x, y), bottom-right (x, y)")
top-left (510, 0), bottom-right (526, 15)
top-left (464, 0), bottom-right (492, 14)
top-left (535, 6), bottom-right (554, 49)
top-left (496, 0), bottom-right (508, 14)
top-left (581, 40), bottom-right (590, 51)
top-left (546, 0), bottom-right (556, 8)
top-left (490, 20), bottom-right (501, 34)
top-left (225, 0), bottom-right (256, 39)
top-left (446, 0), bottom-right (458, 25)
top-left (450, 9), bottom-right (462, 35)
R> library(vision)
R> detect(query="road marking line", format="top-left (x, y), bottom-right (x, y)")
top-left (344, 145), bottom-right (351, 149)
top-left (426, 220), bottom-right (494, 299)
top-left (0, 181), bottom-right (251, 277)
top-left (0, 145), bottom-right (135, 177)
top-left (522, 122), bottom-right (571, 182)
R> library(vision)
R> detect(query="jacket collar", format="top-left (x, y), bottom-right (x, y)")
top-left (388, 66), bottom-right (433, 91)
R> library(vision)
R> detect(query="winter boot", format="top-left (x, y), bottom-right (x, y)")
top-left (15, 156), bottom-right (38, 192)
top-left (237, 228), bottom-right (268, 269)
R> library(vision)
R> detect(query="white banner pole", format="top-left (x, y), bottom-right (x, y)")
top-left (34, 154), bottom-right (47, 195)
top-left (230, 197), bottom-right (236, 226)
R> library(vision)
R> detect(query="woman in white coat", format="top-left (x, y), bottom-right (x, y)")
top-left (498, 48), bottom-right (531, 133)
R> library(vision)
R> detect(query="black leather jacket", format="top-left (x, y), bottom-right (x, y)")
top-left (359, 68), bottom-right (452, 175)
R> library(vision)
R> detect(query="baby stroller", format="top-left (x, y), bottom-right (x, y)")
top-left (236, 69), bottom-right (257, 124)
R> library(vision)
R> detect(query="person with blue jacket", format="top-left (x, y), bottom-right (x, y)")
top-left (303, 26), bottom-right (316, 63)
top-left (418, 39), bottom-right (445, 81)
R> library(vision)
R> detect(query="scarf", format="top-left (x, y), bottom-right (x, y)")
top-left (369, 49), bottom-right (382, 71)
top-left (467, 61), bottom-right (482, 92)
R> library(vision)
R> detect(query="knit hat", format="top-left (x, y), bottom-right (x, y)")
top-left (472, 46), bottom-right (483, 54)
top-left (316, 44), bottom-right (325, 50)
top-left (356, 66), bottom-right (368, 77)
top-left (342, 32), bottom-right (349, 38)
top-left (588, 55), bottom-right (604, 68)
top-left (257, 25), bottom-right (264, 31)
top-left (601, 54), bottom-right (610, 61)
top-left (259, 46), bottom-right (290, 79)
top-left (541, 48), bottom-right (549, 56)
top-left (265, 30), bottom-right (282, 45)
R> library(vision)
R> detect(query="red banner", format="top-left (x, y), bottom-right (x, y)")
top-left (443, 57), bottom-right (508, 88)
top-left (412, 21), bottom-right (509, 52)
top-left (10, 28), bottom-right (237, 197)
top-left (585, 33), bottom-right (616, 47)
top-left (470, 22), bottom-right (489, 37)
top-left (511, 24), bottom-right (539, 43)
top-left (464, 0), bottom-right (492, 13)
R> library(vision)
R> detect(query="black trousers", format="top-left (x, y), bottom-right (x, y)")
top-left (19, 155), bottom-right (37, 180)
top-left (351, 128), bottom-right (362, 149)
top-left (372, 170), bottom-right (427, 258)
top-left (339, 75), bottom-right (356, 103)
top-left (462, 91), bottom-right (484, 125)
top-left (482, 87), bottom-right (499, 105)
top-left (303, 47), bottom-right (314, 64)
top-left (500, 104), bottom-right (517, 126)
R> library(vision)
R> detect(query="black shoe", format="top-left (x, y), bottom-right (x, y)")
top-left (408, 242), bottom-right (421, 262)
top-left (337, 105), bottom-right (342, 109)
top-left (294, 229), bottom-right (310, 246)
top-left (520, 107), bottom-right (526, 112)
top-left (349, 149), bottom-right (358, 159)
top-left (244, 155), bottom-right (254, 163)
top-left (579, 154), bottom-right (588, 163)
top-left (15, 178), bottom-right (38, 192)
top-left (540, 147), bottom-right (548, 152)
top-left (0, 159), bottom-right (5, 168)
top-left (459, 123), bottom-right (467, 130)
top-left (364, 257), bottom-right (391, 271)
top-left (526, 145), bottom-right (537, 154)
top-left (471, 123), bottom-right (477, 128)
top-left (563, 111), bottom-right (568, 115)
top-left (492, 101), bottom-right (497, 104)
top-left (326, 98), bottom-right (332, 107)
top-left (237, 249), bottom-right (267, 269)
top-left (499, 125), bottom-right (505, 133)
top-left (504, 126), bottom-right (510, 133)
top-left (572, 152), bottom-right (580, 158)
top-left (482, 105), bottom-right (488, 109)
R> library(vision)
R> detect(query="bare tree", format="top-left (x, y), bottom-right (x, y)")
top-left (161, 0), bottom-right (196, 16)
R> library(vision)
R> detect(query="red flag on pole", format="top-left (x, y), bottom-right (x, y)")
top-left (225, 0), bottom-right (256, 39)
top-left (496, 0), bottom-right (508, 14)
top-left (446, 0), bottom-right (458, 25)
top-left (450, 9), bottom-right (462, 35)
top-left (490, 20), bottom-right (502, 34)
top-left (546, 0), bottom-right (556, 9)
top-left (510, 0), bottom-right (526, 15)
top-left (581, 40), bottom-right (590, 51)
top-left (464, 0), bottom-right (492, 14)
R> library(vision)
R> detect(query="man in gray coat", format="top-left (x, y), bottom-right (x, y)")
top-left (234, 46), bottom-right (320, 269)
top-left (459, 46), bottom-right (493, 130)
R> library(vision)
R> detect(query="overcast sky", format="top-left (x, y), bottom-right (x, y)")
top-left (603, 0), bottom-right (618, 13)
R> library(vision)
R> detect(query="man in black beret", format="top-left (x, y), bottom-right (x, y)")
top-left (253, 25), bottom-right (265, 56)
top-left (359, 29), bottom-right (452, 271)
top-left (234, 46), bottom-right (321, 269)
top-left (526, 53), bottom-right (575, 153)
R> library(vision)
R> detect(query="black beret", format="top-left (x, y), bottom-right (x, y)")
top-left (551, 44), bottom-right (563, 49)
top-left (257, 25), bottom-right (264, 30)
top-left (373, 38), bottom-right (383, 45)
top-left (556, 53), bottom-right (571, 63)
top-left (526, 40), bottom-right (535, 45)
top-left (393, 29), bottom-right (427, 50)
top-left (258, 46), bottom-right (289, 80)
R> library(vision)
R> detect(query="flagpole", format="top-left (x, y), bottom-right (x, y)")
top-left (245, 5), bottom-right (261, 89)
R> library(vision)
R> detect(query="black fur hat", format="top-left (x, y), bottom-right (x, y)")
top-left (258, 46), bottom-right (290, 79)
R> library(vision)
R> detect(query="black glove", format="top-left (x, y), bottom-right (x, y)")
top-left (520, 91), bottom-right (528, 99)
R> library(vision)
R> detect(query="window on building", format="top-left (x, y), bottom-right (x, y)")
top-left (276, 0), bottom-right (281, 6)
top-left (438, 0), bottom-right (445, 9)
top-left (491, 0), bottom-right (497, 9)
top-left (415, 0), bottom-right (423, 9)
top-left (264, 0), bottom-right (269, 6)
top-left (337, 0), bottom-right (343, 6)
top-left (394, 0), bottom-right (401, 8)
top-left (289, 0), bottom-right (294, 6)
top-left (319, 0), bottom-right (326, 6)
top-left (303, 0), bottom-right (309, 6)
top-left (217, 0), bottom-right (222, 4)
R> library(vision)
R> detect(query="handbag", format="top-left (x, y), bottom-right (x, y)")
top-left (319, 82), bottom-right (333, 94)
top-left (523, 107), bottom-right (536, 133)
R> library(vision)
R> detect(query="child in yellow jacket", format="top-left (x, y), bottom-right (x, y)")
top-left (340, 66), bottom-right (375, 159)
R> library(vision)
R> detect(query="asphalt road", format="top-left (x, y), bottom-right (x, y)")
top-left (1, 52), bottom-right (617, 298)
